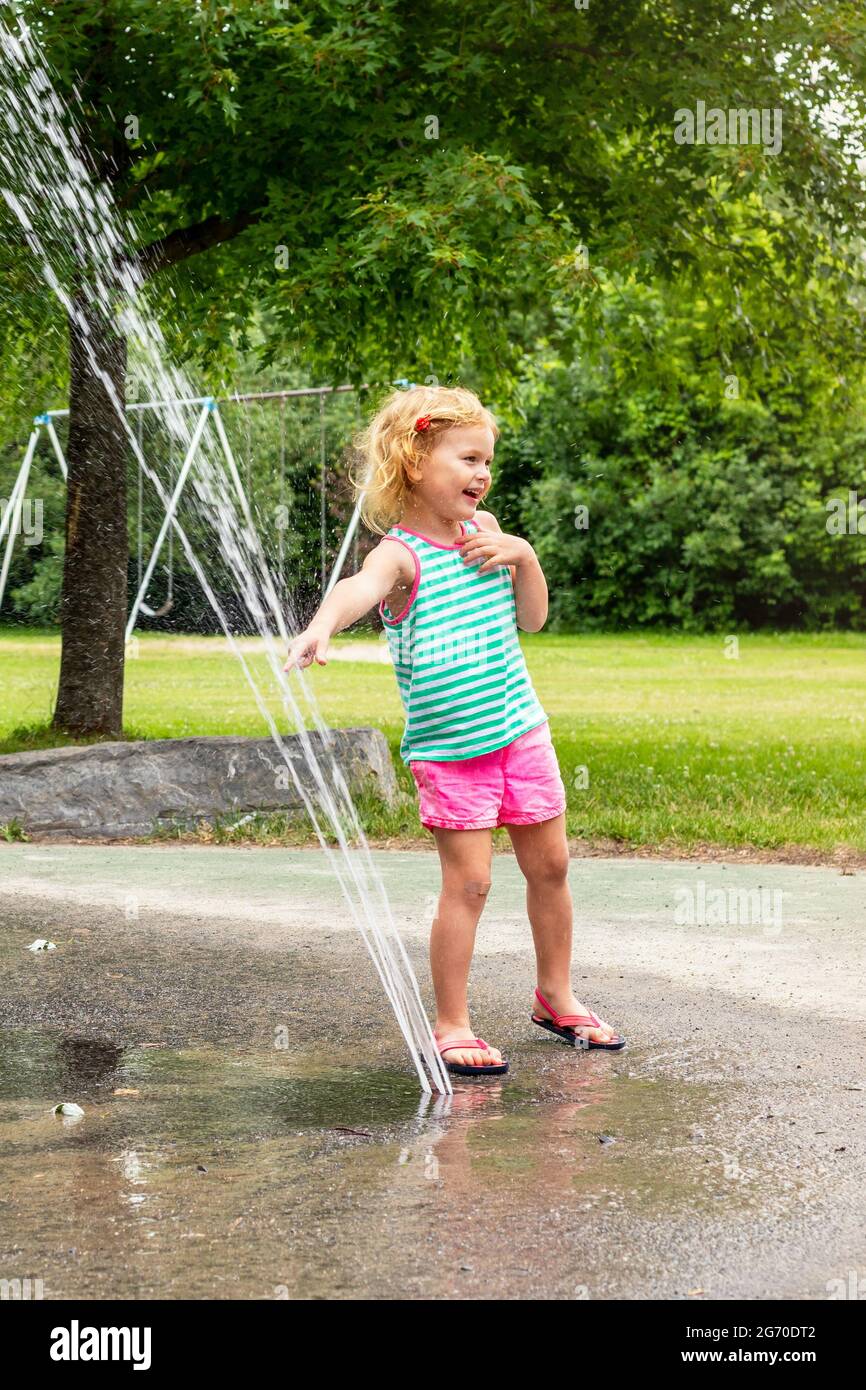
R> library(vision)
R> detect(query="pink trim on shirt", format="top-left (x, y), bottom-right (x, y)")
top-left (379, 536), bottom-right (421, 625)
top-left (394, 520), bottom-right (469, 550)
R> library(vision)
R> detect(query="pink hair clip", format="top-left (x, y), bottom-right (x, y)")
top-left (414, 415), bottom-right (431, 432)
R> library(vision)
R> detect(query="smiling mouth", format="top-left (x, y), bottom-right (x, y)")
top-left (462, 488), bottom-right (483, 500)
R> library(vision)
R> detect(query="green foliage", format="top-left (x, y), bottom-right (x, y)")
top-left (8, 529), bottom-right (65, 623)
top-left (4, 0), bottom-right (866, 394)
top-left (0, 430), bottom-right (67, 625)
top-left (1, 818), bottom-right (29, 842)
top-left (3, 1), bottom-right (866, 630)
top-left (486, 271), bottom-right (866, 631)
top-left (523, 429), bottom-right (848, 632)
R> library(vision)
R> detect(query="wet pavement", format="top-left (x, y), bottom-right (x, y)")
top-left (0, 844), bottom-right (864, 1300)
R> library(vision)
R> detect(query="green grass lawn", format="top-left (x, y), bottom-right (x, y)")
top-left (2, 626), bottom-right (865, 857)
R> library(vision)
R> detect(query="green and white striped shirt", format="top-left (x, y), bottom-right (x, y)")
top-left (379, 519), bottom-right (548, 763)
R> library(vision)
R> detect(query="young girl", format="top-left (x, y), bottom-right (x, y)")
top-left (283, 385), bottom-right (625, 1075)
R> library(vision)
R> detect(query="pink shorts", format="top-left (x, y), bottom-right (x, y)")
top-left (409, 720), bottom-right (567, 831)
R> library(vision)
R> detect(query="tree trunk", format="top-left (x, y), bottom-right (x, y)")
top-left (52, 291), bottom-right (128, 738)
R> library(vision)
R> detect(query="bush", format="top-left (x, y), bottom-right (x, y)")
top-left (498, 363), bottom-right (866, 631)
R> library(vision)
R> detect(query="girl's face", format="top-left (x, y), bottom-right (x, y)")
top-left (413, 423), bottom-right (495, 519)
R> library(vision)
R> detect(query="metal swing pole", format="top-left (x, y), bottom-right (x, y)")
top-left (354, 395), bottom-right (364, 575)
top-left (324, 497), bottom-right (364, 599)
top-left (43, 417), bottom-right (68, 481)
top-left (319, 395), bottom-right (327, 596)
top-left (0, 422), bottom-right (41, 613)
top-left (0, 418), bottom-right (47, 547)
top-left (0, 436), bottom-right (33, 546)
top-left (136, 410), bottom-right (145, 598)
top-left (208, 402), bottom-right (255, 533)
top-left (125, 400), bottom-right (211, 642)
top-left (209, 401), bottom-right (290, 646)
top-left (323, 393), bottom-right (367, 598)
top-left (165, 443), bottom-right (174, 610)
top-left (277, 396), bottom-right (286, 604)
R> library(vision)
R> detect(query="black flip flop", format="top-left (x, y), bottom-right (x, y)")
top-left (437, 1035), bottom-right (509, 1076)
top-left (531, 987), bottom-right (626, 1051)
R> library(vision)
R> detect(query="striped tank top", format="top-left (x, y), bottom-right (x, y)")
top-left (379, 519), bottom-right (548, 763)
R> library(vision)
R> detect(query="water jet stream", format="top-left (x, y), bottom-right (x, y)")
top-left (0, 11), bottom-right (451, 1096)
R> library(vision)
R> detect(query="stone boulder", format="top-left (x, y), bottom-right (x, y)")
top-left (0, 729), bottom-right (398, 839)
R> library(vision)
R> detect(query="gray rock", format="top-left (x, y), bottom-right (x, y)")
top-left (0, 729), bottom-right (398, 839)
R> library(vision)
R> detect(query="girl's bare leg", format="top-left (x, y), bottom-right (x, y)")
top-left (505, 813), bottom-right (618, 1043)
top-left (429, 826), bottom-right (503, 1067)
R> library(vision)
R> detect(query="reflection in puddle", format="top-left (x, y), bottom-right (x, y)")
top-left (0, 1027), bottom-right (794, 1299)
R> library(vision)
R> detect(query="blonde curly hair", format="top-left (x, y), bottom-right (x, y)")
top-left (349, 384), bottom-right (499, 536)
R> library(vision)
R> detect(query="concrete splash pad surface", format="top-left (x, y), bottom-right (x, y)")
top-left (0, 844), bottom-right (864, 1300)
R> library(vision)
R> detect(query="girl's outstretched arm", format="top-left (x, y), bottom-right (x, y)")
top-left (283, 541), bottom-right (411, 670)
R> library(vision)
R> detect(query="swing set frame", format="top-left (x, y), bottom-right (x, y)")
top-left (0, 383), bottom-right (367, 633)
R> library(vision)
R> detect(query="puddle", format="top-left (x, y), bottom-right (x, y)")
top-left (0, 1025), bottom-right (806, 1300)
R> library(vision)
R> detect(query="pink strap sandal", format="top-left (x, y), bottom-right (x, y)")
top-left (436, 1035), bottom-right (509, 1076)
top-left (531, 987), bottom-right (626, 1051)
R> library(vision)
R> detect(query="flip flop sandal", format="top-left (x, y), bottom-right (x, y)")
top-left (436, 1036), bottom-right (509, 1076)
top-left (531, 987), bottom-right (626, 1051)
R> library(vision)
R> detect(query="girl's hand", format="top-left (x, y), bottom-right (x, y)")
top-left (283, 625), bottom-right (331, 671)
top-left (458, 532), bottom-right (533, 575)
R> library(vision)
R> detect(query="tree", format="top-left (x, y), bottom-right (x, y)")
top-left (2, 0), bottom-right (866, 732)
